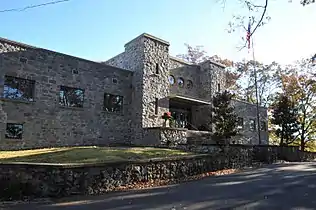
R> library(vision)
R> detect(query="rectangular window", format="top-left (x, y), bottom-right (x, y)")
top-left (155, 98), bottom-right (159, 114)
top-left (3, 76), bottom-right (35, 102)
top-left (217, 83), bottom-right (221, 92)
top-left (237, 117), bottom-right (244, 129)
top-left (104, 93), bottom-right (123, 113)
top-left (250, 119), bottom-right (256, 131)
top-left (59, 86), bottom-right (84, 108)
top-left (260, 121), bottom-right (267, 131)
top-left (5, 123), bottom-right (23, 139)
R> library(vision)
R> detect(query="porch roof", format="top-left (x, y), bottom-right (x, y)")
top-left (169, 95), bottom-right (211, 106)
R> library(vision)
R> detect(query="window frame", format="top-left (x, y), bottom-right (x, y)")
top-left (103, 93), bottom-right (124, 114)
top-left (3, 75), bottom-right (35, 102)
top-left (237, 117), bottom-right (244, 130)
top-left (260, 121), bottom-right (267, 131)
top-left (5, 123), bottom-right (24, 140)
top-left (59, 85), bottom-right (85, 108)
top-left (249, 119), bottom-right (256, 131)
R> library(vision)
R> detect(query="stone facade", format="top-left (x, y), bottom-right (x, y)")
top-left (0, 33), bottom-right (268, 150)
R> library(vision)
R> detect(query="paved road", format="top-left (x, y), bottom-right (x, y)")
top-left (3, 162), bottom-right (316, 210)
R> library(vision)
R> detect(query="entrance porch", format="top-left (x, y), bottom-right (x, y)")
top-left (168, 95), bottom-right (212, 131)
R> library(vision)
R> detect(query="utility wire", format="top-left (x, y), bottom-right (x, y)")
top-left (0, 0), bottom-right (71, 13)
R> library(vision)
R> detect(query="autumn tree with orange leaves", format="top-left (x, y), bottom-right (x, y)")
top-left (280, 73), bottom-right (316, 151)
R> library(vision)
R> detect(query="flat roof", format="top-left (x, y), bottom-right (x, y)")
top-left (0, 37), bottom-right (133, 73)
top-left (169, 95), bottom-right (211, 106)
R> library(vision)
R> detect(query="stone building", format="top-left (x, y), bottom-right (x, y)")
top-left (0, 33), bottom-right (268, 150)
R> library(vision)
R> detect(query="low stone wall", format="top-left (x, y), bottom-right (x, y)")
top-left (0, 154), bottom-right (241, 201)
top-left (143, 127), bottom-right (187, 146)
top-left (176, 144), bottom-right (314, 163)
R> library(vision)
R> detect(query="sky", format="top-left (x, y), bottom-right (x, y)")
top-left (0, 0), bottom-right (315, 66)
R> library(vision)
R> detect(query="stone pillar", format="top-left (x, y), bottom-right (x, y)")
top-left (123, 33), bottom-right (170, 144)
top-left (0, 101), bottom-right (7, 141)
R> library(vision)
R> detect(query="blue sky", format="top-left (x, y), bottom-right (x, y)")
top-left (1, 0), bottom-right (315, 65)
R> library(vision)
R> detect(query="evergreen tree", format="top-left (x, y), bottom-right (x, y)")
top-left (271, 94), bottom-right (299, 146)
top-left (212, 90), bottom-right (238, 144)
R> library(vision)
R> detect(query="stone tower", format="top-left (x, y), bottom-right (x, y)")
top-left (123, 34), bottom-right (170, 144)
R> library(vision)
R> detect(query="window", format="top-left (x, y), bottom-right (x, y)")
top-left (217, 83), bottom-right (221, 92)
top-left (104, 93), bottom-right (123, 113)
top-left (19, 57), bottom-right (28, 63)
top-left (5, 123), bottom-right (23, 139)
top-left (186, 80), bottom-right (193, 89)
top-left (260, 121), bottom-right (267, 131)
top-left (59, 86), bottom-right (84, 108)
top-left (237, 117), bottom-right (244, 129)
top-left (250, 119), bottom-right (256, 131)
top-left (178, 77), bottom-right (184, 88)
top-left (169, 75), bottom-right (175, 85)
top-left (155, 98), bottom-right (159, 114)
top-left (112, 78), bottom-right (118, 84)
top-left (3, 76), bottom-right (35, 102)
top-left (155, 63), bottom-right (159, 74)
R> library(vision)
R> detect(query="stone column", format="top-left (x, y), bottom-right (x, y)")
top-left (0, 101), bottom-right (7, 141)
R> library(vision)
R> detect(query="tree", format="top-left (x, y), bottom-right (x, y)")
top-left (219, 0), bottom-right (315, 50)
top-left (212, 90), bottom-right (238, 144)
top-left (238, 60), bottom-right (281, 107)
top-left (271, 94), bottom-right (299, 146)
top-left (281, 73), bottom-right (316, 151)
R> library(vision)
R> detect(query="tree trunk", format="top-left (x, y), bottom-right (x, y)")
top-left (301, 130), bottom-right (305, 151)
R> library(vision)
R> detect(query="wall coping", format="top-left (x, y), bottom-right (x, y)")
top-left (124, 33), bottom-right (170, 47)
top-left (0, 154), bottom-right (210, 169)
top-left (0, 37), bottom-right (133, 74)
top-left (144, 127), bottom-right (188, 131)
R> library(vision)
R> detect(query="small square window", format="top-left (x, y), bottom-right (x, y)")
top-left (5, 123), bottom-right (23, 139)
top-left (19, 57), bottom-right (28, 63)
top-left (237, 117), bottom-right (244, 129)
top-left (112, 78), bottom-right (118, 84)
top-left (59, 86), bottom-right (84, 108)
top-left (104, 93), bottom-right (123, 113)
top-left (250, 119), bottom-right (256, 131)
top-left (3, 76), bottom-right (35, 102)
top-left (72, 69), bottom-right (79, 74)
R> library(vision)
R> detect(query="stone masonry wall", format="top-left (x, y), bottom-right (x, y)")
top-left (2, 144), bottom-right (314, 201)
top-left (143, 127), bottom-right (187, 146)
top-left (232, 99), bottom-right (268, 145)
top-left (0, 40), bottom-right (133, 150)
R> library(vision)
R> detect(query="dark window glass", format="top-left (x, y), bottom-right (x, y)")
top-left (104, 93), bottom-right (123, 113)
top-left (237, 117), bottom-right (244, 129)
top-left (59, 86), bottom-right (84, 108)
top-left (3, 76), bottom-right (35, 102)
top-left (155, 98), bottom-right (159, 114)
top-left (217, 83), bottom-right (221, 92)
top-left (250, 119), bottom-right (256, 131)
top-left (260, 121), bottom-right (267, 131)
top-left (178, 77), bottom-right (184, 88)
top-left (187, 80), bottom-right (193, 89)
top-left (155, 63), bottom-right (159, 74)
top-left (5, 123), bottom-right (23, 139)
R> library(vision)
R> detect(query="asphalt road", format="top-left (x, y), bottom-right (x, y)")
top-left (3, 162), bottom-right (316, 210)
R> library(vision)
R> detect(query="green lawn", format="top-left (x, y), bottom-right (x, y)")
top-left (0, 146), bottom-right (192, 164)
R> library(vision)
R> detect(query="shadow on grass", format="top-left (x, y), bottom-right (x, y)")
top-left (5, 162), bottom-right (316, 210)
top-left (0, 147), bottom-right (192, 164)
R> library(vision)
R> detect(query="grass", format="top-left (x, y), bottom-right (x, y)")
top-left (0, 146), bottom-right (193, 164)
